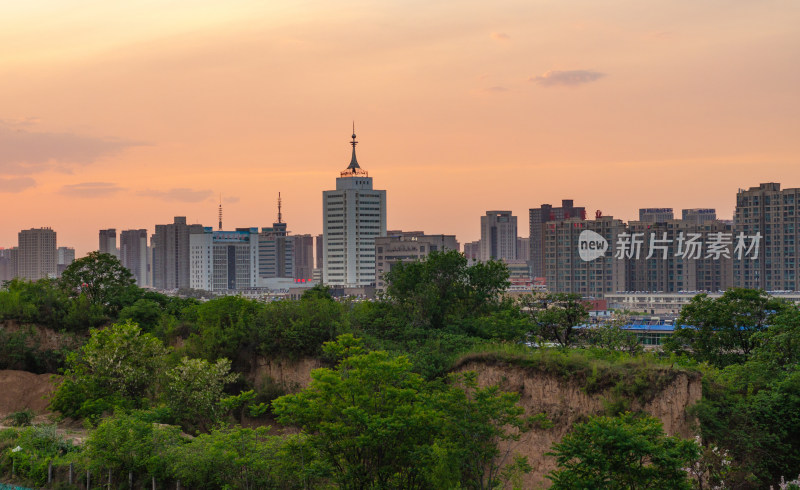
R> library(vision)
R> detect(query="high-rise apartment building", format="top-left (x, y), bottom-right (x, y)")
top-left (480, 211), bottom-right (517, 261)
top-left (639, 208), bottom-right (674, 223)
top-left (734, 183), bottom-right (800, 290)
top-left (18, 228), bottom-right (57, 280)
top-left (152, 217), bottom-right (204, 290)
top-left (120, 229), bottom-right (149, 287)
top-left (293, 235), bottom-right (315, 281)
top-left (0, 247), bottom-right (18, 282)
top-left (626, 219), bottom-right (734, 293)
top-left (99, 229), bottom-right (118, 257)
top-left (529, 200), bottom-right (586, 278)
top-left (544, 217), bottom-right (627, 297)
top-left (322, 130), bottom-right (387, 287)
top-left (375, 231), bottom-right (459, 291)
top-left (682, 209), bottom-right (717, 225)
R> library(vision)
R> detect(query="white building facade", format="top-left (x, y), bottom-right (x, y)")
top-left (189, 228), bottom-right (260, 292)
top-left (323, 130), bottom-right (387, 287)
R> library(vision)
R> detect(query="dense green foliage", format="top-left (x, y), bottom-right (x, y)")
top-left (0, 425), bottom-right (77, 486)
top-left (663, 288), bottom-right (800, 488)
top-left (689, 309), bottom-right (800, 488)
top-left (383, 250), bottom-right (511, 331)
top-left (273, 336), bottom-right (535, 489)
top-left (666, 288), bottom-right (788, 368)
top-left (547, 413), bottom-right (700, 489)
top-left (50, 321), bottom-right (170, 420)
top-left (3, 250), bottom-right (800, 488)
top-left (59, 252), bottom-right (138, 316)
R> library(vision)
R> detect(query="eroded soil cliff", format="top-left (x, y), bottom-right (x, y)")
top-left (455, 358), bottom-right (702, 488)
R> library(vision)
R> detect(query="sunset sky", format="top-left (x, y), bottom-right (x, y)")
top-left (2, 0), bottom-right (799, 256)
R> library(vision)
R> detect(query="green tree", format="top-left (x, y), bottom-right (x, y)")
top-left (301, 283), bottom-right (334, 301)
top-left (273, 335), bottom-right (532, 489)
top-left (691, 308), bottom-right (800, 487)
top-left (383, 250), bottom-right (510, 332)
top-left (434, 371), bottom-right (537, 489)
top-left (161, 357), bottom-right (239, 432)
top-left (547, 413), bottom-right (700, 490)
top-left (50, 320), bottom-right (169, 420)
top-left (59, 251), bottom-right (139, 315)
top-left (272, 337), bottom-right (438, 489)
top-left (167, 427), bottom-right (325, 489)
top-left (118, 298), bottom-right (164, 332)
top-left (0, 278), bottom-right (71, 328)
top-left (83, 411), bottom-right (182, 482)
top-left (185, 295), bottom-right (264, 371)
top-left (522, 292), bottom-right (589, 347)
top-left (258, 296), bottom-right (348, 359)
top-left (666, 288), bottom-right (788, 368)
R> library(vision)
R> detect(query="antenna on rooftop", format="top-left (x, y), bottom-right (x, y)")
top-left (218, 194), bottom-right (223, 230)
top-left (277, 192), bottom-right (283, 224)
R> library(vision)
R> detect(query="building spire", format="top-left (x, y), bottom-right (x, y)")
top-left (347, 122), bottom-right (360, 171)
top-left (277, 192), bottom-right (282, 224)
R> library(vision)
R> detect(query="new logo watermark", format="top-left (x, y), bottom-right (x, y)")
top-left (577, 231), bottom-right (762, 262)
top-left (579, 230), bottom-right (608, 262)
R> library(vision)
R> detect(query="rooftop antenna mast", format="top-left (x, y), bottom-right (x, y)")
top-left (277, 192), bottom-right (282, 224)
top-left (218, 194), bottom-right (223, 230)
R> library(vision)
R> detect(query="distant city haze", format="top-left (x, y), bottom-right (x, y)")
top-left (1, 0), bottom-right (799, 255)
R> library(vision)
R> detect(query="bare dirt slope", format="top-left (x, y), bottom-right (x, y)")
top-left (456, 359), bottom-right (702, 489)
top-left (0, 370), bottom-right (57, 419)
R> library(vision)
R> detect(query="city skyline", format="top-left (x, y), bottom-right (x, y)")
top-left (2, 0), bottom-right (799, 255)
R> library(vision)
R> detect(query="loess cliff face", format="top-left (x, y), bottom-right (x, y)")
top-left (456, 360), bottom-right (702, 489)
top-left (243, 355), bottom-right (701, 489)
top-left (248, 356), bottom-right (323, 394)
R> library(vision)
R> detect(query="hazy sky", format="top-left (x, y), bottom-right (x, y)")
top-left (2, 0), bottom-right (799, 255)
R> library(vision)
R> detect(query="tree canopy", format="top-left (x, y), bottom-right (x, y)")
top-left (60, 251), bottom-right (137, 315)
top-left (666, 288), bottom-right (789, 368)
top-left (383, 250), bottom-right (510, 331)
top-left (547, 413), bottom-right (699, 490)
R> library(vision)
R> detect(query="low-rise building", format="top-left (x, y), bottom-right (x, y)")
top-left (375, 232), bottom-right (459, 292)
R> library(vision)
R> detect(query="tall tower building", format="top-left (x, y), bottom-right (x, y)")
top-left (259, 194), bottom-right (294, 280)
top-left (480, 211), bottom-right (517, 261)
top-left (120, 229), bottom-right (149, 287)
top-left (18, 228), bottom-right (57, 280)
top-left (322, 128), bottom-right (387, 287)
top-left (99, 229), bottom-right (118, 257)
